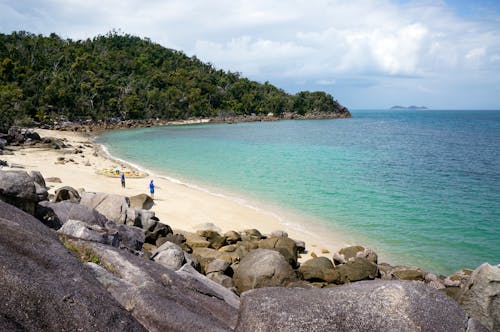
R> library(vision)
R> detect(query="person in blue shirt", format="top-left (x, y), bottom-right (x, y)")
top-left (149, 180), bottom-right (155, 199)
top-left (121, 172), bottom-right (125, 188)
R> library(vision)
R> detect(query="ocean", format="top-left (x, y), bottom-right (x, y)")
top-left (97, 110), bottom-right (500, 275)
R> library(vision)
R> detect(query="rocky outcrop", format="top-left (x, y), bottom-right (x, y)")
top-left (0, 200), bottom-right (145, 331)
top-left (79, 240), bottom-right (238, 331)
top-left (236, 281), bottom-right (473, 331)
top-left (233, 249), bottom-right (297, 293)
top-left (36, 200), bottom-right (109, 229)
top-left (458, 263), bottom-right (500, 331)
top-left (333, 245), bottom-right (377, 265)
top-left (0, 170), bottom-right (47, 215)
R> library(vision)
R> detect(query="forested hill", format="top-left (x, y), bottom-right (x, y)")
top-left (0, 31), bottom-right (349, 131)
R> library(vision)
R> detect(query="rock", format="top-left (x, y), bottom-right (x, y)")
top-left (151, 241), bottom-right (186, 271)
top-left (0, 200), bottom-right (145, 331)
top-left (335, 257), bottom-right (378, 283)
top-left (36, 201), bottom-right (108, 229)
top-left (0, 138), bottom-right (6, 149)
top-left (192, 247), bottom-right (233, 274)
top-left (197, 229), bottom-right (227, 249)
top-left (236, 280), bottom-right (471, 332)
top-left (386, 266), bottom-right (427, 281)
top-left (162, 232), bottom-right (187, 245)
top-left (298, 257), bottom-right (339, 283)
top-left (233, 249), bottom-right (297, 293)
top-left (207, 272), bottom-right (235, 289)
top-left (81, 240), bottom-right (238, 331)
top-left (445, 268), bottom-right (474, 287)
top-left (259, 237), bottom-right (298, 267)
top-left (458, 263), bottom-right (500, 331)
top-left (224, 230), bottom-right (241, 244)
top-left (57, 219), bottom-right (119, 246)
top-left (240, 228), bottom-right (264, 241)
top-left (45, 176), bottom-right (62, 183)
top-left (270, 230), bottom-right (288, 238)
top-left (206, 259), bottom-right (231, 274)
top-left (125, 208), bottom-right (158, 231)
top-left (145, 222), bottom-right (172, 244)
top-left (29, 170), bottom-right (46, 188)
top-left (129, 193), bottom-right (154, 210)
top-left (177, 230), bottom-right (211, 248)
top-left (333, 245), bottom-right (377, 265)
top-left (80, 191), bottom-right (130, 224)
top-left (294, 239), bottom-right (306, 253)
top-left (0, 170), bottom-right (44, 215)
top-left (54, 185), bottom-right (81, 203)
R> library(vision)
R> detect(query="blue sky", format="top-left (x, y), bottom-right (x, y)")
top-left (1, 0), bottom-right (499, 109)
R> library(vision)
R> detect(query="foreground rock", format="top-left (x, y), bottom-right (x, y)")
top-left (458, 263), bottom-right (500, 331)
top-left (75, 240), bottom-right (238, 331)
top-left (0, 200), bottom-right (145, 331)
top-left (236, 280), bottom-right (480, 331)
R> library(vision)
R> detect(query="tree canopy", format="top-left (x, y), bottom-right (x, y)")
top-left (0, 31), bottom-right (348, 131)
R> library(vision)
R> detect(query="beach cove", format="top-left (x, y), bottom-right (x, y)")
top-left (1, 128), bottom-right (348, 263)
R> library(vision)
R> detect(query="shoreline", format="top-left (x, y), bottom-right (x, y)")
top-left (2, 128), bottom-right (353, 263)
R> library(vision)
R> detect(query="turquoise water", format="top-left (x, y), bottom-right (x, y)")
top-left (98, 110), bottom-right (500, 275)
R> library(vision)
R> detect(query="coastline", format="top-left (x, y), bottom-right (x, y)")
top-left (1, 128), bottom-right (352, 262)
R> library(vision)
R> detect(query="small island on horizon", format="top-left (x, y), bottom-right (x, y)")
top-left (390, 105), bottom-right (429, 110)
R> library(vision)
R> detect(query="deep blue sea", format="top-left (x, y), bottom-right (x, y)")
top-left (97, 110), bottom-right (500, 275)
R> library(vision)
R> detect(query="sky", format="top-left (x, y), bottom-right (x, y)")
top-left (0, 0), bottom-right (499, 109)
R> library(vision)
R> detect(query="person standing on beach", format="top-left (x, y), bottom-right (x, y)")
top-left (149, 180), bottom-right (155, 199)
top-left (121, 172), bottom-right (126, 188)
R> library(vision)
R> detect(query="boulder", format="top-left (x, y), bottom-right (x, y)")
top-left (294, 239), bottom-right (306, 253)
top-left (192, 247), bottom-right (233, 274)
top-left (54, 185), bottom-right (81, 203)
top-left (445, 268), bottom-right (474, 287)
top-left (333, 245), bottom-right (377, 265)
top-left (151, 241), bottom-right (186, 271)
top-left (145, 222), bottom-right (172, 244)
top-left (236, 280), bottom-right (473, 332)
top-left (206, 259), bottom-right (231, 275)
top-left (197, 229), bottom-right (227, 249)
top-left (36, 200), bottom-right (108, 229)
top-left (381, 265), bottom-right (427, 281)
top-left (259, 237), bottom-right (298, 267)
top-left (176, 230), bottom-right (211, 248)
top-left (57, 219), bottom-right (119, 246)
top-left (240, 228), bottom-right (264, 241)
top-left (233, 249), bottom-right (297, 293)
top-left (129, 193), bottom-right (154, 210)
top-left (45, 176), bottom-right (62, 183)
top-left (80, 240), bottom-right (238, 331)
top-left (0, 200), bottom-right (145, 331)
top-left (269, 230), bottom-right (288, 238)
top-left (79, 191), bottom-right (130, 224)
top-left (29, 170), bottom-right (46, 188)
top-left (458, 263), bottom-right (500, 331)
top-left (224, 230), bottom-right (241, 244)
top-left (207, 272), bottom-right (235, 288)
top-left (335, 257), bottom-right (378, 283)
top-left (298, 257), bottom-right (339, 283)
top-left (0, 170), bottom-right (44, 215)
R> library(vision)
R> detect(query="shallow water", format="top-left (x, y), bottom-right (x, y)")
top-left (98, 110), bottom-right (500, 274)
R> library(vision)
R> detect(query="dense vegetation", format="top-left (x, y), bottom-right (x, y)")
top-left (0, 31), bottom-right (348, 132)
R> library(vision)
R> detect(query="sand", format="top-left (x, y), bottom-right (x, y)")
top-left (1, 128), bottom-right (353, 261)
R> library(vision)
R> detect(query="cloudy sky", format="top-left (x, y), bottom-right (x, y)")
top-left (1, 0), bottom-right (499, 109)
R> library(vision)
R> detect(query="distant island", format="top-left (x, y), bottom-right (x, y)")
top-left (390, 105), bottom-right (429, 110)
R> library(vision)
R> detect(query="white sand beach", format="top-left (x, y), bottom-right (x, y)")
top-left (2, 128), bottom-right (353, 261)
